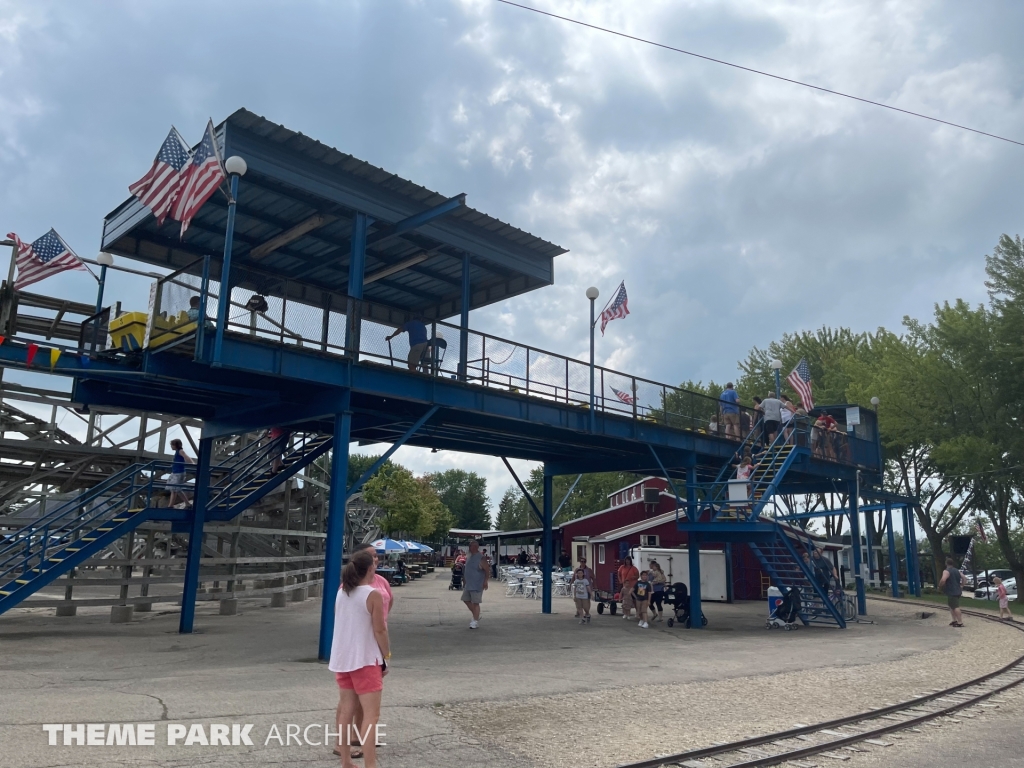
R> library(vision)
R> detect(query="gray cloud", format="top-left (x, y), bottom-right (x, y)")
top-left (2, 0), bottom-right (1022, 509)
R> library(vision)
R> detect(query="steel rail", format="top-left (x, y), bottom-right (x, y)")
top-left (618, 600), bottom-right (1024, 768)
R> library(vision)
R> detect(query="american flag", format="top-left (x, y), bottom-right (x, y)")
top-left (7, 229), bottom-right (88, 291)
top-left (787, 358), bottom-right (814, 410)
top-left (128, 127), bottom-right (191, 225)
top-left (611, 387), bottom-right (634, 405)
top-left (599, 281), bottom-right (629, 335)
top-left (171, 120), bottom-right (226, 237)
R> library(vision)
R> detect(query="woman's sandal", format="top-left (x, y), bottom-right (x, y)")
top-left (332, 746), bottom-right (364, 759)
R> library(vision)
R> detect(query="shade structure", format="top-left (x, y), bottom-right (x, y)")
top-left (372, 538), bottom-right (407, 554)
top-left (409, 541), bottom-right (433, 553)
top-left (399, 540), bottom-right (422, 553)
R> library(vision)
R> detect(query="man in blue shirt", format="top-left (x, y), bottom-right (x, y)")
top-left (719, 382), bottom-right (741, 439)
top-left (386, 318), bottom-right (429, 371)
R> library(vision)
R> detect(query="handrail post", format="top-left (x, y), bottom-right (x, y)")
top-left (195, 254), bottom-right (210, 361)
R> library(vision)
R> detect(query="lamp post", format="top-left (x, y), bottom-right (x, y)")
top-left (586, 286), bottom-right (599, 432)
top-left (770, 358), bottom-right (782, 399)
top-left (212, 156), bottom-right (247, 366)
top-left (94, 252), bottom-right (114, 316)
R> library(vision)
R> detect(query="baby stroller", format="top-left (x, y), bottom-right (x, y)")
top-left (664, 582), bottom-right (708, 628)
top-left (449, 562), bottom-right (464, 591)
top-left (766, 586), bottom-right (802, 630)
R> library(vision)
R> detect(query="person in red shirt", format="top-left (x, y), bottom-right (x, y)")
top-left (617, 556), bottom-right (640, 620)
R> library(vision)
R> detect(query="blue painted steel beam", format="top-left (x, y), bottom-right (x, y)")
top-left (849, 481), bottom-right (866, 615)
top-left (213, 173), bottom-right (241, 367)
top-left (319, 400), bottom-right (351, 661)
top-left (502, 457), bottom-right (544, 527)
top-left (885, 500), bottom-right (900, 597)
top-left (907, 506), bottom-right (922, 596)
top-left (864, 509), bottom-right (877, 582)
top-left (346, 406), bottom-right (439, 499)
top-left (179, 436), bottom-right (213, 633)
top-left (459, 252), bottom-right (470, 380)
top-left (648, 444), bottom-right (688, 519)
top-left (552, 474), bottom-right (582, 523)
top-left (368, 194), bottom-right (466, 249)
top-left (541, 472), bottom-right (553, 614)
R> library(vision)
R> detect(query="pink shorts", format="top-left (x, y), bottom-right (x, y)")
top-left (335, 664), bottom-right (383, 695)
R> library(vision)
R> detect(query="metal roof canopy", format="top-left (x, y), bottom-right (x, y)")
top-left (101, 109), bottom-right (567, 323)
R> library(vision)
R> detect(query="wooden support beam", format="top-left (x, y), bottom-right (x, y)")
top-left (363, 252), bottom-right (430, 285)
top-left (249, 213), bottom-right (337, 260)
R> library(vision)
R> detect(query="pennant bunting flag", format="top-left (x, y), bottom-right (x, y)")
top-left (49, 348), bottom-right (61, 369)
top-left (25, 343), bottom-right (39, 366)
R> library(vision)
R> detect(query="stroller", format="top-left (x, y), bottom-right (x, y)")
top-left (449, 562), bottom-right (464, 591)
top-left (664, 582), bottom-right (708, 628)
top-left (766, 586), bottom-right (802, 630)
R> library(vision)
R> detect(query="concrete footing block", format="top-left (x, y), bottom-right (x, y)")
top-left (219, 599), bottom-right (238, 616)
top-left (270, 593), bottom-right (287, 608)
top-left (55, 605), bottom-right (77, 617)
top-left (307, 584), bottom-right (322, 598)
top-left (135, 602), bottom-right (153, 613)
top-left (110, 605), bottom-right (134, 624)
top-left (290, 588), bottom-right (307, 603)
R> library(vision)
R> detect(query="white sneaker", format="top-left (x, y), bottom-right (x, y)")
top-left (469, 620), bottom-right (478, 629)
top-left (622, 613), bottom-right (631, 620)
top-left (638, 620), bottom-right (643, 626)
top-left (641, 621), bottom-right (649, 628)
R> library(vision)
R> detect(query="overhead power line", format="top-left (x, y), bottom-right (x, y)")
top-left (494, 0), bottom-right (1024, 148)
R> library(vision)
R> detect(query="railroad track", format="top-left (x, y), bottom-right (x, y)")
top-left (620, 600), bottom-right (1024, 768)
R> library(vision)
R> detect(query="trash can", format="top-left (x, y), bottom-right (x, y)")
top-left (767, 586), bottom-right (783, 616)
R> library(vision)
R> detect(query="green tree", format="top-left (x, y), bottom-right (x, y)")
top-left (496, 486), bottom-right (533, 531)
top-left (498, 469), bottom-right (644, 529)
top-left (364, 463), bottom-right (446, 539)
top-left (428, 469), bottom-right (492, 530)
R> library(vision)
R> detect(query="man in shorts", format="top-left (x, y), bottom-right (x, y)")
top-left (719, 382), bottom-right (741, 439)
top-left (386, 317), bottom-right (429, 371)
top-left (938, 556), bottom-right (966, 627)
top-left (461, 539), bottom-right (489, 629)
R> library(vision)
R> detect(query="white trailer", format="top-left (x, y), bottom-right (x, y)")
top-left (630, 546), bottom-right (729, 602)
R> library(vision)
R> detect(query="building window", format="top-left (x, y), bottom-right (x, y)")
top-left (598, 545), bottom-right (605, 564)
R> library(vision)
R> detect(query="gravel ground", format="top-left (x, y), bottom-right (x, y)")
top-left (441, 600), bottom-right (1024, 768)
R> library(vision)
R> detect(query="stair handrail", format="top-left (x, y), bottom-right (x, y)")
top-left (774, 527), bottom-right (846, 627)
top-left (0, 460), bottom-right (166, 561)
top-left (208, 432), bottom-right (326, 511)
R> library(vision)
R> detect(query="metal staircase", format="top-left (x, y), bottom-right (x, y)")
top-left (0, 432), bottom-right (332, 616)
top-left (748, 531), bottom-right (846, 628)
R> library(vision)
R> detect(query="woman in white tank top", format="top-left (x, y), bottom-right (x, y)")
top-left (329, 549), bottom-right (390, 768)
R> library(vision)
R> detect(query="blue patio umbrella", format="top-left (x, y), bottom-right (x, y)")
top-left (409, 541), bottom-right (433, 553)
top-left (372, 538), bottom-right (406, 554)
top-left (399, 540), bottom-right (422, 553)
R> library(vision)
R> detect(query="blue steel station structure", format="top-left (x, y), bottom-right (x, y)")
top-left (0, 111), bottom-right (921, 659)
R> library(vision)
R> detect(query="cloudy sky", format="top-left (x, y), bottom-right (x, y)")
top-left (3, 0), bottom-right (1023, 514)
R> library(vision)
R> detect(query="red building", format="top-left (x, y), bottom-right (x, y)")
top-left (558, 476), bottom-right (839, 600)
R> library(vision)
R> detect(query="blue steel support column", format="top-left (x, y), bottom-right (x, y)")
top-left (179, 436), bottom-right (213, 634)
top-left (93, 263), bottom-right (107, 316)
top-left (345, 212), bottom-right (369, 359)
top-left (885, 501), bottom-right (900, 597)
top-left (686, 462), bottom-right (703, 627)
top-left (907, 506), bottom-right (922, 596)
top-left (212, 173), bottom-right (240, 366)
top-left (864, 510), bottom-right (876, 585)
top-left (195, 255), bottom-right (211, 361)
top-left (901, 506), bottom-right (914, 595)
top-left (319, 400), bottom-right (352, 661)
top-left (541, 472), bottom-right (553, 614)
top-left (849, 482), bottom-right (866, 616)
top-left (459, 253), bottom-right (470, 380)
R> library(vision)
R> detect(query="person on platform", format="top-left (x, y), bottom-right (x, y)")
top-left (166, 439), bottom-right (194, 508)
top-left (760, 392), bottom-right (784, 446)
top-left (329, 549), bottom-right (390, 768)
top-left (938, 556), bottom-right (966, 628)
top-left (719, 382), bottom-right (741, 439)
top-left (461, 539), bottom-right (490, 629)
top-left (385, 318), bottom-right (429, 371)
top-left (617, 556), bottom-right (639, 621)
